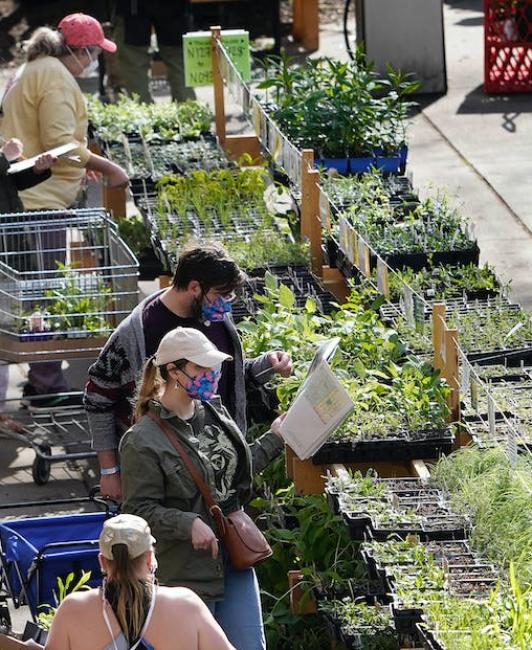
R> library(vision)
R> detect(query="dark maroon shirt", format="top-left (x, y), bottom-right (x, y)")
top-left (142, 295), bottom-right (236, 415)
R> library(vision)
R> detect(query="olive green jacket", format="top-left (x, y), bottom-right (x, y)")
top-left (119, 399), bottom-right (284, 600)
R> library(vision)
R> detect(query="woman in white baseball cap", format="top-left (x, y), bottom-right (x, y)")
top-left (119, 327), bottom-right (286, 650)
top-left (42, 513), bottom-right (234, 650)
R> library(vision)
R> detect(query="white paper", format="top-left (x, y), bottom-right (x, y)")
top-left (7, 143), bottom-right (79, 174)
top-left (279, 359), bottom-right (354, 460)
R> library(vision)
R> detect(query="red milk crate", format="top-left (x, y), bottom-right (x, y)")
top-left (484, 0), bottom-right (532, 93)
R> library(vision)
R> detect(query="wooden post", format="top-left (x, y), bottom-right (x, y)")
top-left (292, 0), bottom-right (319, 51)
top-left (292, 0), bottom-right (304, 40)
top-left (444, 327), bottom-right (460, 423)
top-left (288, 570), bottom-right (317, 614)
top-left (211, 26), bottom-right (226, 143)
top-left (432, 303), bottom-right (446, 372)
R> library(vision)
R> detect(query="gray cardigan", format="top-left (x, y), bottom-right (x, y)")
top-left (84, 290), bottom-right (274, 451)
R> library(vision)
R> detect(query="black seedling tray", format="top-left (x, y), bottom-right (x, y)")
top-left (312, 428), bottom-right (454, 465)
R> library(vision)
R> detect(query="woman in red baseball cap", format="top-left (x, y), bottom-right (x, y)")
top-left (0, 13), bottom-right (130, 408)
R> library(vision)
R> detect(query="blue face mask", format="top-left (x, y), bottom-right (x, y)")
top-left (201, 296), bottom-right (232, 323)
top-left (180, 369), bottom-right (221, 400)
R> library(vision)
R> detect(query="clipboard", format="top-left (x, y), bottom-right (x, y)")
top-left (7, 143), bottom-right (78, 174)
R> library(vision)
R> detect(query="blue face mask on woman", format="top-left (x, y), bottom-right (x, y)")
top-left (201, 296), bottom-right (233, 323)
top-left (180, 368), bottom-right (221, 400)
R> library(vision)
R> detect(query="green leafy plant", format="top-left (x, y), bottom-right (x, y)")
top-left (21, 263), bottom-right (111, 336)
top-left (431, 447), bottom-right (532, 589)
top-left (88, 95), bottom-right (213, 141)
top-left (258, 53), bottom-right (418, 158)
top-left (37, 571), bottom-right (92, 630)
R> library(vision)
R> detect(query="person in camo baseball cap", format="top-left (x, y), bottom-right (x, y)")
top-left (58, 13), bottom-right (117, 53)
top-left (99, 513), bottom-right (156, 560)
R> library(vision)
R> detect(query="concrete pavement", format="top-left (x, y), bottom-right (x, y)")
top-left (1, 0), bottom-right (532, 632)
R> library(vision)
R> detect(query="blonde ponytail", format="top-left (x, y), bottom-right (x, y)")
top-left (24, 27), bottom-right (69, 62)
top-left (135, 359), bottom-right (162, 422)
top-left (108, 545), bottom-right (152, 644)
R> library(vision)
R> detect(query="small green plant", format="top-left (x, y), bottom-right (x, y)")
top-left (258, 53), bottom-right (418, 158)
top-left (37, 571), bottom-right (92, 630)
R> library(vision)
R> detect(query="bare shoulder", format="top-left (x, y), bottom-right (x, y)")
top-left (58, 588), bottom-right (100, 609)
top-left (156, 586), bottom-right (205, 610)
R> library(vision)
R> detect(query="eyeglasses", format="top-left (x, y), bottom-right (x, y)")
top-left (219, 291), bottom-right (238, 303)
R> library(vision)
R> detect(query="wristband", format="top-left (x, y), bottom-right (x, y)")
top-left (100, 465), bottom-right (120, 476)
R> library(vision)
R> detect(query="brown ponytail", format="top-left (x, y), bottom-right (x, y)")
top-left (135, 357), bottom-right (187, 421)
top-left (108, 545), bottom-right (152, 644)
top-left (135, 359), bottom-right (163, 422)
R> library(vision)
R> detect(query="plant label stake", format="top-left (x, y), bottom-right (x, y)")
top-left (319, 187), bottom-right (331, 229)
top-left (413, 294), bottom-right (425, 332)
top-left (460, 360), bottom-right (470, 397)
top-left (377, 257), bottom-right (390, 300)
top-left (351, 227), bottom-right (359, 267)
top-left (507, 425), bottom-right (518, 468)
top-left (358, 238), bottom-right (370, 278)
top-left (470, 377), bottom-right (479, 413)
top-left (339, 216), bottom-right (349, 259)
top-left (403, 286), bottom-right (414, 328)
top-left (487, 393), bottom-right (496, 438)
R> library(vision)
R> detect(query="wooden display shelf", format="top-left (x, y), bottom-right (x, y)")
top-left (287, 448), bottom-right (431, 496)
top-left (0, 335), bottom-right (108, 363)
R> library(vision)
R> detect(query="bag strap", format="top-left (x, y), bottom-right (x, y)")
top-left (147, 412), bottom-right (224, 525)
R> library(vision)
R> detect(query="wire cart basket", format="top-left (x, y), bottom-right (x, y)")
top-left (0, 208), bottom-right (138, 362)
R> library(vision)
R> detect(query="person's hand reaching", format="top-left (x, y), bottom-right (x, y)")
top-left (33, 153), bottom-right (56, 173)
top-left (1, 137), bottom-right (24, 162)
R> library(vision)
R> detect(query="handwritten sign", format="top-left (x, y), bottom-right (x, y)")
top-left (183, 30), bottom-right (251, 87)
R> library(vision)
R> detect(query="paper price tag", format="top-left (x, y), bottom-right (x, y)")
top-left (507, 425), bottom-right (518, 468)
top-left (376, 258), bottom-right (390, 299)
top-left (272, 128), bottom-right (282, 163)
top-left (470, 377), bottom-right (479, 413)
top-left (358, 238), bottom-right (370, 277)
top-left (339, 217), bottom-right (349, 256)
top-left (319, 189), bottom-right (331, 228)
top-left (487, 394), bottom-right (496, 438)
top-left (460, 361), bottom-right (471, 396)
top-left (413, 294), bottom-right (425, 331)
top-left (260, 109), bottom-right (268, 145)
top-left (252, 101), bottom-right (261, 138)
top-left (350, 228), bottom-right (359, 266)
top-left (402, 286), bottom-right (414, 328)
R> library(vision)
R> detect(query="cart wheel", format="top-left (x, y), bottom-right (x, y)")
top-left (32, 445), bottom-right (51, 485)
top-left (0, 603), bottom-right (11, 633)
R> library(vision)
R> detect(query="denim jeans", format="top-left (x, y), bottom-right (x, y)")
top-left (207, 561), bottom-right (266, 650)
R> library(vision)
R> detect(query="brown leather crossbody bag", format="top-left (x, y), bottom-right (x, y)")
top-left (149, 412), bottom-right (272, 570)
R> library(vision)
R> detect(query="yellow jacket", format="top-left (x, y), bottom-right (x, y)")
top-left (0, 56), bottom-right (91, 209)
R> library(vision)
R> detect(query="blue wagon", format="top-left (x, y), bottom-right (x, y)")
top-left (0, 495), bottom-right (116, 631)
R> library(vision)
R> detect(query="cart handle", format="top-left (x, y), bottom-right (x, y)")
top-left (0, 492), bottom-right (119, 516)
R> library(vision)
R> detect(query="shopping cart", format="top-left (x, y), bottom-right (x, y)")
top-left (0, 208), bottom-right (138, 362)
top-left (0, 407), bottom-right (96, 485)
top-left (0, 492), bottom-right (117, 631)
top-left (0, 208), bottom-right (138, 483)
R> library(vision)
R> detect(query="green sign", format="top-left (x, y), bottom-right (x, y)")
top-left (183, 30), bottom-right (251, 88)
